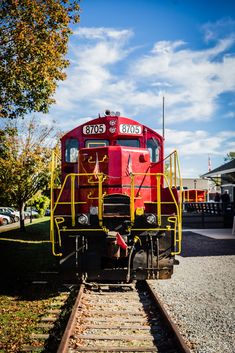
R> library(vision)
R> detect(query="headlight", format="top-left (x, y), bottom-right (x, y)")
top-left (78, 214), bottom-right (89, 225)
top-left (146, 214), bottom-right (156, 224)
top-left (90, 206), bottom-right (98, 215)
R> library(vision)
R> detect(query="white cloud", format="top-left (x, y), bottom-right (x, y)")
top-left (165, 128), bottom-right (234, 157)
top-left (74, 27), bottom-right (133, 41)
top-left (201, 18), bottom-right (235, 43)
top-left (50, 25), bottom-right (235, 127)
top-left (217, 131), bottom-right (235, 138)
top-left (52, 27), bottom-right (135, 118)
top-left (151, 40), bottom-right (186, 54)
top-left (47, 24), bottom-right (235, 170)
top-left (132, 38), bottom-right (235, 122)
top-left (224, 112), bottom-right (235, 119)
top-left (164, 128), bottom-right (235, 177)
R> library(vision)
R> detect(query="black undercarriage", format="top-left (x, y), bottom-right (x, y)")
top-left (55, 216), bottom-right (178, 282)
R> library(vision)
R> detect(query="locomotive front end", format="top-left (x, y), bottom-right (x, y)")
top-left (50, 112), bottom-right (182, 282)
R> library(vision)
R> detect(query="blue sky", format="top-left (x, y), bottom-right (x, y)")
top-left (45, 0), bottom-right (235, 178)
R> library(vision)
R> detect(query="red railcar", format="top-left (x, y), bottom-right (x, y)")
top-left (183, 189), bottom-right (207, 202)
top-left (50, 111), bottom-right (182, 282)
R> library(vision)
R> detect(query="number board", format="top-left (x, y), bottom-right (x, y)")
top-left (83, 124), bottom-right (106, 135)
top-left (119, 124), bottom-right (142, 135)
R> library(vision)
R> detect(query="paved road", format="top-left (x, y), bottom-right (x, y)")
top-left (0, 219), bottom-right (33, 233)
top-left (183, 228), bottom-right (234, 239)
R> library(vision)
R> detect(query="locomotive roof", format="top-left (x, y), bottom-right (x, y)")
top-left (62, 114), bottom-right (163, 140)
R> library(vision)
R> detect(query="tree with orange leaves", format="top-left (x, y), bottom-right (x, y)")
top-left (0, 0), bottom-right (80, 119)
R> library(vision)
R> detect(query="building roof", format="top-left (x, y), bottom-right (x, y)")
top-left (202, 159), bottom-right (235, 178)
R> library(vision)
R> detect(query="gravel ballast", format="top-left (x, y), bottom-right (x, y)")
top-left (150, 232), bottom-right (235, 353)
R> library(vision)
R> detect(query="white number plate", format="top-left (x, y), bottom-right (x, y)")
top-left (83, 124), bottom-right (106, 135)
top-left (119, 124), bottom-right (142, 135)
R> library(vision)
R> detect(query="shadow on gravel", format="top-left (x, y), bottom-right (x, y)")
top-left (181, 232), bottom-right (235, 257)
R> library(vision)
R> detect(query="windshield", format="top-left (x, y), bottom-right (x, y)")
top-left (147, 138), bottom-right (160, 162)
top-left (65, 139), bottom-right (79, 163)
top-left (85, 140), bottom-right (109, 148)
top-left (116, 139), bottom-right (140, 147)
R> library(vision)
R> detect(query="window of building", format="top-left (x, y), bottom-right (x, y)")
top-left (85, 140), bottom-right (109, 148)
top-left (147, 138), bottom-right (160, 162)
top-left (65, 139), bottom-right (79, 163)
top-left (116, 139), bottom-right (140, 147)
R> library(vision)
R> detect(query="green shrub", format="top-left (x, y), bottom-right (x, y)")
top-left (27, 194), bottom-right (50, 217)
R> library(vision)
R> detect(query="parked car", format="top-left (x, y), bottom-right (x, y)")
top-left (6, 207), bottom-right (20, 220)
top-left (45, 209), bottom-right (50, 216)
top-left (25, 208), bottom-right (39, 218)
top-left (0, 213), bottom-right (11, 225)
top-left (0, 209), bottom-right (15, 223)
top-left (0, 207), bottom-right (20, 222)
top-left (24, 210), bottom-right (31, 219)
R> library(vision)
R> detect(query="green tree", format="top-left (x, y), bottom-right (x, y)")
top-left (0, 117), bottom-right (56, 230)
top-left (224, 152), bottom-right (235, 161)
top-left (28, 192), bottom-right (50, 216)
top-left (0, 0), bottom-right (80, 119)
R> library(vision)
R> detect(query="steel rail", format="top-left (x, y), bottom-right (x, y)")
top-left (57, 284), bottom-right (85, 353)
top-left (146, 281), bottom-right (191, 353)
top-left (56, 282), bottom-right (192, 353)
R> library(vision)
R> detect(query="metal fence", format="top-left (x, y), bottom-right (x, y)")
top-left (183, 202), bottom-right (234, 228)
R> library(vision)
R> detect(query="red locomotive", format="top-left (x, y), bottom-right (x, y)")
top-left (50, 110), bottom-right (182, 282)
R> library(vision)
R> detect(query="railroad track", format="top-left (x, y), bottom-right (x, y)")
top-left (57, 281), bottom-right (191, 353)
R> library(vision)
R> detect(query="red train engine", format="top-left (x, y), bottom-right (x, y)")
top-left (50, 111), bottom-right (182, 282)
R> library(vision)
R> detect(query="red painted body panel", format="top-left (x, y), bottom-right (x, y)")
top-left (61, 116), bottom-right (163, 174)
top-left (58, 114), bottom-right (166, 215)
top-left (77, 147), bottom-right (152, 212)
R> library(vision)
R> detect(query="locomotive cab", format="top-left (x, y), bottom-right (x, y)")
top-left (50, 112), bottom-right (182, 282)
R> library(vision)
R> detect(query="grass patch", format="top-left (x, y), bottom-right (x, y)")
top-left (0, 216), bottom-right (51, 241)
top-left (0, 292), bottom-right (53, 352)
top-left (0, 284), bottom-right (71, 353)
top-left (0, 217), bottom-right (58, 274)
top-left (0, 218), bottom-right (63, 352)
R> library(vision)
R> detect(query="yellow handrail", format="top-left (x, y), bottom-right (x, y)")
top-left (130, 174), bottom-right (135, 224)
top-left (156, 174), bottom-right (161, 226)
top-left (71, 174), bottom-right (76, 227)
top-left (50, 150), bottom-right (55, 243)
top-left (50, 150), bottom-right (182, 256)
top-left (88, 155), bottom-right (108, 163)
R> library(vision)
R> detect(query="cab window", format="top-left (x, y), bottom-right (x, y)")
top-left (85, 140), bottom-right (109, 148)
top-left (147, 138), bottom-right (160, 162)
top-left (65, 139), bottom-right (79, 163)
top-left (116, 139), bottom-right (140, 147)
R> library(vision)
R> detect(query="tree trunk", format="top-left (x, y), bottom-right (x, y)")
top-left (19, 202), bottom-right (26, 231)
